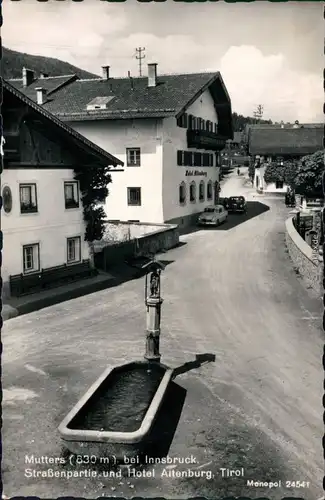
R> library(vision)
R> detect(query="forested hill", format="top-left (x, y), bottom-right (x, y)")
top-left (232, 112), bottom-right (273, 132)
top-left (1, 47), bottom-right (97, 80)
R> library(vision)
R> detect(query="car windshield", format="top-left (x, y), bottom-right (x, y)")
top-left (204, 208), bottom-right (216, 213)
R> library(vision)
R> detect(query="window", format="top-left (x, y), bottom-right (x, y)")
top-left (177, 114), bottom-right (188, 128)
top-left (201, 119), bottom-right (206, 130)
top-left (23, 243), bottom-right (40, 273)
top-left (20, 183), bottom-right (38, 214)
top-left (194, 152), bottom-right (202, 167)
top-left (276, 181), bottom-right (284, 189)
top-left (67, 236), bottom-right (81, 264)
top-left (64, 181), bottom-right (79, 209)
top-left (202, 153), bottom-right (209, 167)
top-left (190, 182), bottom-right (196, 203)
top-left (184, 151), bottom-right (193, 167)
top-left (207, 181), bottom-right (213, 200)
top-left (177, 150), bottom-right (184, 166)
top-left (126, 148), bottom-right (141, 167)
top-left (127, 187), bottom-right (141, 206)
top-left (214, 123), bottom-right (218, 134)
top-left (209, 154), bottom-right (214, 167)
top-left (199, 181), bottom-right (205, 202)
top-left (179, 182), bottom-right (186, 204)
top-left (188, 115), bottom-right (194, 129)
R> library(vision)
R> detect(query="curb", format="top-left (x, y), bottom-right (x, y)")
top-left (2, 304), bottom-right (19, 322)
top-left (5, 276), bottom-right (120, 319)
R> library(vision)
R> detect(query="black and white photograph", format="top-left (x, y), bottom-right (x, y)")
top-left (1, 1), bottom-right (324, 499)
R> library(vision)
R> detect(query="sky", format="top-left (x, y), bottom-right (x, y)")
top-left (2, 0), bottom-right (324, 123)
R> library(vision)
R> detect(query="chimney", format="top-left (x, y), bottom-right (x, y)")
top-left (40, 72), bottom-right (49, 79)
top-left (35, 87), bottom-right (47, 105)
top-left (22, 67), bottom-right (35, 87)
top-left (102, 65), bottom-right (110, 80)
top-left (147, 63), bottom-right (157, 87)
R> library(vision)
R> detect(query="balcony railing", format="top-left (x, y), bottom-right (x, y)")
top-left (187, 129), bottom-right (227, 151)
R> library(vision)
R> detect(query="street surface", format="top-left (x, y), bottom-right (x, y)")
top-left (2, 170), bottom-right (323, 499)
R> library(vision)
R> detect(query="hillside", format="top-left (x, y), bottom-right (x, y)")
top-left (1, 46), bottom-right (98, 80)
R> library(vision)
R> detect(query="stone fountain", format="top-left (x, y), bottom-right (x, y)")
top-left (58, 259), bottom-right (174, 461)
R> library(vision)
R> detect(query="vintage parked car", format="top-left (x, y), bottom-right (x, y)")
top-left (198, 205), bottom-right (228, 226)
top-left (227, 196), bottom-right (247, 213)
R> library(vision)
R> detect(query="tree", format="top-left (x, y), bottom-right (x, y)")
top-left (294, 150), bottom-right (325, 198)
top-left (232, 112), bottom-right (272, 132)
top-left (264, 160), bottom-right (298, 188)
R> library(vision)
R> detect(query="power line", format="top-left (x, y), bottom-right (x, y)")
top-left (135, 47), bottom-right (145, 77)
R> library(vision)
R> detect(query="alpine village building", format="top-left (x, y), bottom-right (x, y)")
top-left (248, 123), bottom-right (323, 194)
top-left (9, 64), bottom-right (233, 229)
top-left (2, 80), bottom-right (122, 299)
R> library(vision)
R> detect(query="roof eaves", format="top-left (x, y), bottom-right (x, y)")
top-left (3, 80), bottom-right (123, 166)
top-left (175, 72), bottom-right (219, 118)
top-left (53, 108), bottom-right (176, 121)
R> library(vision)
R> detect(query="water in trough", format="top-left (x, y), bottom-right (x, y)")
top-left (69, 364), bottom-right (165, 433)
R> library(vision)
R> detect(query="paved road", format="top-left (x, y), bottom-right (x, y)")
top-left (2, 171), bottom-right (323, 499)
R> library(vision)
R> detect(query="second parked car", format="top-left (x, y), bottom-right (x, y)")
top-left (227, 196), bottom-right (247, 213)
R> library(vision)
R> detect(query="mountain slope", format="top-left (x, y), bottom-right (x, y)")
top-left (1, 46), bottom-right (98, 80)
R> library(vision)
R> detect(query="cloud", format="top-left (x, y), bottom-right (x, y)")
top-left (219, 45), bottom-right (323, 122)
top-left (2, 1), bottom-right (127, 64)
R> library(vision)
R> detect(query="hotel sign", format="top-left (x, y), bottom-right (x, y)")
top-left (185, 169), bottom-right (208, 177)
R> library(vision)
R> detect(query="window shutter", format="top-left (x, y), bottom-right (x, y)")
top-left (184, 113), bottom-right (188, 128)
top-left (177, 150), bottom-right (183, 166)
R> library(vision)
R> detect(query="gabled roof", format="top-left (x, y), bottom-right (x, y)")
top-left (3, 80), bottom-right (123, 166)
top-left (11, 71), bottom-right (232, 136)
top-left (248, 126), bottom-right (324, 156)
top-left (8, 75), bottom-right (78, 102)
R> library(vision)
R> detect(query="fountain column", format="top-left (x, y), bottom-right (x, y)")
top-left (144, 262), bottom-right (165, 363)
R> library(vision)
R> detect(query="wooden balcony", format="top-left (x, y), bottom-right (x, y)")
top-left (187, 129), bottom-right (227, 151)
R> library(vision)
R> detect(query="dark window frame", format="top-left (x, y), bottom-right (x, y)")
top-left (199, 180), bottom-right (205, 202)
top-left (179, 182), bottom-right (186, 205)
top-left (127, 187), bottom-right (142, 206)
top-left (67, 236), bottom-right (82, 264)
top-left (64, 181), bottom-right (79, 209)
top-left (177, 113), bottom-right (188, 128)
top-left (194, 152), bottom-right (202, 167)
top-left (177, 150), bottom-right (184, 166)
top-left (189, 181), bottom-right (196, 203)
top-left (275, 180), bottom-right (284, 189)
top-left (23, 243), bottom-right (40, 274)
top-left (207, 181), bottom-right (213, 200)
top-left (19, 183), bottom-right (38, 214)
top-left (126, 147), bottom-right (141, 167)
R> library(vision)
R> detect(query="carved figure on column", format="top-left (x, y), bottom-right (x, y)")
top-left (149, 270), bottom-right (160, 298)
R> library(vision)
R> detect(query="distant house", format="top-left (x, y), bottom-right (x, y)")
top-left (226, 131), bottom-right (243, 149)
top-left (2, 80), bottom-right (123, 299)
top-left (248, 124), bottom-right (323, 194)
top-left (9, 64), bottom-right (233, 229)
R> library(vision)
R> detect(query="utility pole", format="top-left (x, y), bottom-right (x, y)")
top-left (253, 104), bottom-right (264, 124)
top-left (135, 47), bottom-right (146, 77)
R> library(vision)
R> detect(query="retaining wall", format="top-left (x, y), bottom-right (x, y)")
top-left (285, 216), bottom-right (322, 293)
top-left (94, 222), bottom-right (180, 270)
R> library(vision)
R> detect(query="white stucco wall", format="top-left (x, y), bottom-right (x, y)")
top-left (2, 168), bottom-right (89, 282)
top-left (162, 88), bottom-right (220, 222)
top-left (254, 165), bottom-right (287, 193)
top-left (69, 119), bottom-right (164, 223)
